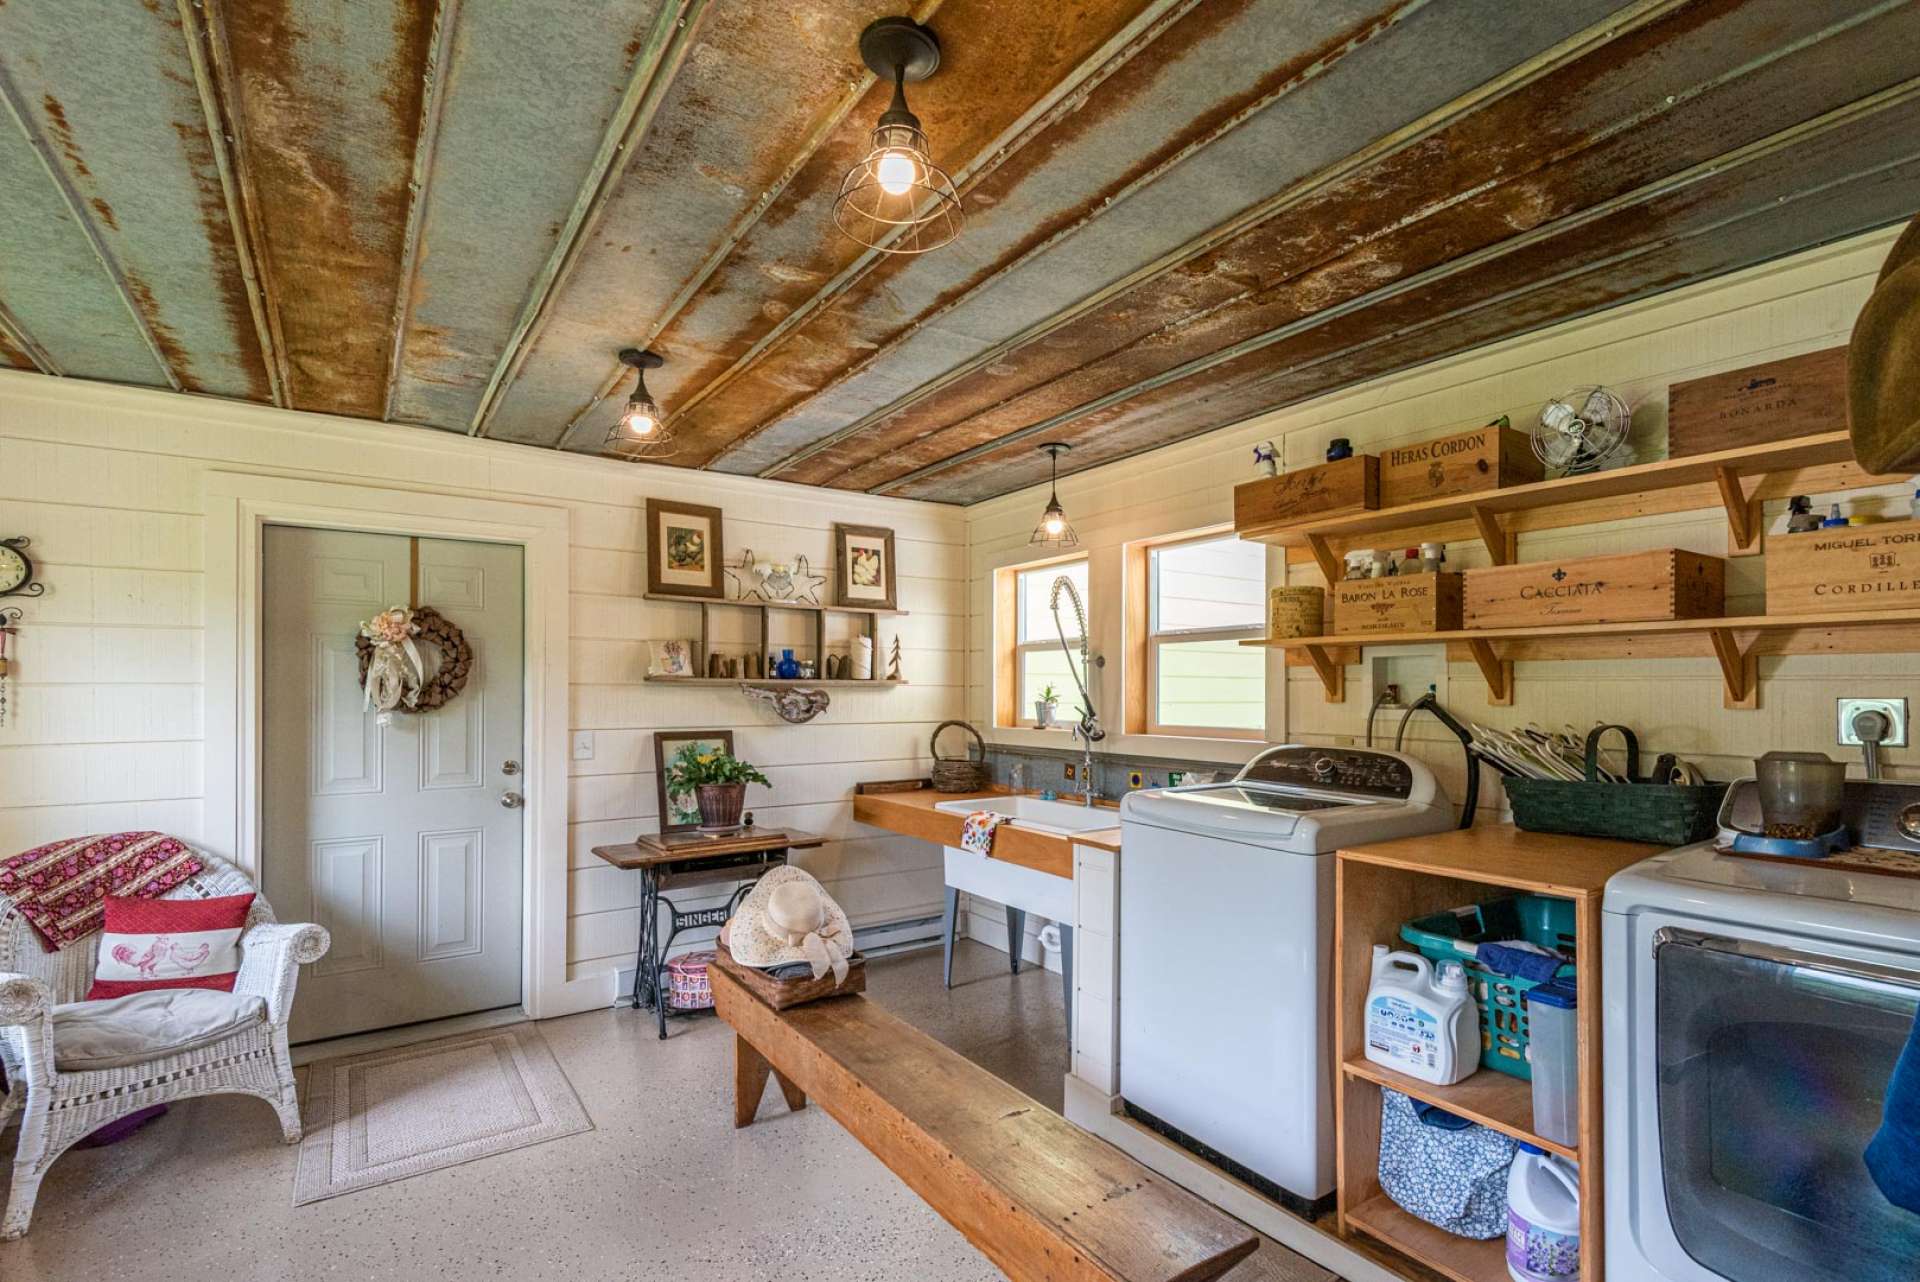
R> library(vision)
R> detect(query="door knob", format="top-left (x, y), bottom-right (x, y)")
top-left (500, 791), bottom-right (525, 809)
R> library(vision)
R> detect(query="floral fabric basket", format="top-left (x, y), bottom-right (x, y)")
top-left (665, 950), bottom-right (718, 1010)
top-left (1377, 1088), bottom-right (1517, 1240)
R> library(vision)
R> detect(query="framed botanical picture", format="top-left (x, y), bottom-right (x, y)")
top-left (834, 523), bottom-right (897, 611)
top-left (653, 729), bottom-right (734, 833)
top-left (646, 499), bottom-right (725, 599)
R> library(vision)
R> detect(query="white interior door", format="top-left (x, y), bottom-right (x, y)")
top-left (262, 526), bottom-right (525, 1043)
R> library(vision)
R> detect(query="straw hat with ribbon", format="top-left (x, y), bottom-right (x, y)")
top-left (1849, 216), bottom-right (1920, 474)
top-left (725, 866), bottom-right (854, 984)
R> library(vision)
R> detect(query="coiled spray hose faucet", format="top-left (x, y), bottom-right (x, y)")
top-left (1049, 574), bottom-right (1104, 803)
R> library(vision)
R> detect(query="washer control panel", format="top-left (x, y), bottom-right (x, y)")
top-left (1237, 745), bottom-right (1414, 799)
top-left (1854, 781), bottom-right (1920, 853)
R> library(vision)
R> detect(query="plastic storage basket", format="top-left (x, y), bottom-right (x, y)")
top-left (1399, 895), bottom-right (1576, 1081)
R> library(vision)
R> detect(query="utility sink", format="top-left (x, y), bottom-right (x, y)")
top-left (933, 794), bottom-right (1115, 836)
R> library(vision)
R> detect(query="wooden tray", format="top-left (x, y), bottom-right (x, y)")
top-left (708, 943), bottom-right (867, 1009)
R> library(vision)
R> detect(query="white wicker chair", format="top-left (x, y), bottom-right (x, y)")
top-left (0, 847), bottom-right (328, 1238)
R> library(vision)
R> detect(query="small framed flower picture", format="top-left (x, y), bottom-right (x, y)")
top-left (653, 729), bottom-right (733, 832)
top-left (834, 523), bottom-right (896, 611)
top-left (646, 498), bottom-right (725, 599)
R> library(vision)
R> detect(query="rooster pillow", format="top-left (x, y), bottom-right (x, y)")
top-left (89, 893), bottom-right (256, 1000)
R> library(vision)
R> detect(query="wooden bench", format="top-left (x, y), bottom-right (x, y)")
top-left (708, 949), bottom-right (1260, 1282)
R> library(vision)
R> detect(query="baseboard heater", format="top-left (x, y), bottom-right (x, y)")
top-left (614, 912), bottom-right (945, 996)
top-left (1121, 1099), bottom-right (1335, 1222)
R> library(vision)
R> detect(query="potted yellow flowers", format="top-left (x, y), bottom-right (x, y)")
top-left (665, 742), bottom-right (771, 831)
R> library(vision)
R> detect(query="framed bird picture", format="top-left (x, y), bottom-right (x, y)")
top-left (646, 499), bottom-right (725, 599)
top-left (833, 523), bottom-right (896, 611)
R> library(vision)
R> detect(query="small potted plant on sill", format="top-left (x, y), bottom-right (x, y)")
top-left (1035, 684), bottom-right (1060, 729)
top-left (666, 742), bottom-right (771, 832)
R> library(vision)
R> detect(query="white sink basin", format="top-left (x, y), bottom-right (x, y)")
top-left (934, 794), bottom-right (1115, 836)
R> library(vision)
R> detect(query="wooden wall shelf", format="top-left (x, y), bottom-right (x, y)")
top-left (643, 677), bottom-right (908, 689)
top-left (643, 592), bottom-right (907, 688)
top-left (643, 592), bottom-right (907, 617)
top-left (1250, 607), bottom-right (1920, 709)
top-left (1237, 431), bottom-right (1895, 580)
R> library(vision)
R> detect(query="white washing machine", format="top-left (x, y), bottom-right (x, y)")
top-left (1604, 779), bottom-right (1920, 1282)
top-left (1118, 744), bottom-right (1453, 1214)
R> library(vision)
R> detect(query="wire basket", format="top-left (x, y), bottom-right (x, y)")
top-left (1503, 723), bottom-right (1727, 847)
top-left (930, 719), bottom-right (991, 792)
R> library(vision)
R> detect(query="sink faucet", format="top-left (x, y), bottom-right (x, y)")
top-left (1048, 574), bottom-right (1105, 806)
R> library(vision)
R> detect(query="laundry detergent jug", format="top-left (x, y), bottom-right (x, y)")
top-left (1364, 946), bottom-right (1478, 1086)
top-left (1506, 1145), bottom-right (1580, 1282)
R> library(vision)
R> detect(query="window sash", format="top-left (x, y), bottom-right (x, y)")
top-left (1143, 535), bottom-right (1264, 737)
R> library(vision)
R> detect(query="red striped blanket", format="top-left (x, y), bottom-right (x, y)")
top-left (0, 832), bottom-right (204, 950)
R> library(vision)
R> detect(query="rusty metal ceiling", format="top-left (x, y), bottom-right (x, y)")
top-left (2, 0), bottom-right (1916, 503)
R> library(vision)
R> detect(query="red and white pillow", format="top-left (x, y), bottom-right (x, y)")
top-left (88, 893), bottom-right (256, 1000)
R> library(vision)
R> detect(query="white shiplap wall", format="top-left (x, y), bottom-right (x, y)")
top-left (965, 225), bottom-right (1917, 812)
top-left (0, 379), bottom-right (967, 981)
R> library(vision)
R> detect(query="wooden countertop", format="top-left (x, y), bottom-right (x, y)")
top-left (852, 788), bottom-right (1122, 879)
top-left (1337, 823), bottom-right (1659, 898)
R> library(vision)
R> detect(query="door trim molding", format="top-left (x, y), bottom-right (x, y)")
top-left (203, 470), bottom-right (608, 1021)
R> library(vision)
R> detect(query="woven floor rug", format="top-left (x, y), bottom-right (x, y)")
top-left (293, 1022), bottom-right (592, 1205)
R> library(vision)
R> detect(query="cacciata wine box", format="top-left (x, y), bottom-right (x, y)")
top-left (1765, 521), bottom-right (1920, 616)
top-left (1463, 549), bottom-right (1725, 628)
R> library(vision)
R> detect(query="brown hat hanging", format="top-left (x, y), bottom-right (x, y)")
top-left (1848, 217), bottom-right (1920, 474)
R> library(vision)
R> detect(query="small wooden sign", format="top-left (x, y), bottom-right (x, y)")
top-left (1463, 549), bottom-right (1725, 628)
top-left (1331, 572), bottom-right (1463, 635)
top-left (1378, 424), bottom-right (1543, 508)
top-left (1233, 455), bottom-right (1378, 533)
top-left (1765, 521), bottom-right (1920, 616)
top-left (1666, 347), bottom-right (1848, 459)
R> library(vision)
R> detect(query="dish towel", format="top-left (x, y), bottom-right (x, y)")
top-left (0, 832), bottom-right (203, 951)
top-left (960, 811), bottom-right (1006, 856)
top-left (1476, 940), bottom-right (1566, 984)
top-left (1866, 1009), bottom-right (1920, 1214)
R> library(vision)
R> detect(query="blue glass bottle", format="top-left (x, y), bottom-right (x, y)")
top-left (774, 648), bottom-right (800, 679)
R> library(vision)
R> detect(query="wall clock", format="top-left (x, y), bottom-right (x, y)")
top-left (0, 537), bottom-right (45, 599)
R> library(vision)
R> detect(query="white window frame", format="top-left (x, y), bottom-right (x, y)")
top-left (1144, 532), bottom-right (1264, 740)
top-left (1009, 556), bottom-right (1087, 730)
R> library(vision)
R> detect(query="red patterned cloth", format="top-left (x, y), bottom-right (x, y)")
top-left (0, 832), bottom-right (204, 951)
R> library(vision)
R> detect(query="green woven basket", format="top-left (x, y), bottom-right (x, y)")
top-left (1503, 724), bottom-right (1727, 846)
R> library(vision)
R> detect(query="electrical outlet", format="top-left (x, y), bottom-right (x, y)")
top-left (571, 731), bottom-right (595, 761)
top-left (1838, 697), bottom-right (1909, 746)
top-left (1128, 769), bottom-right (1145, 790)
top-left (1064, 762), bottom-right (1077, 781)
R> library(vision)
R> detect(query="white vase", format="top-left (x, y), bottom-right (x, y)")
top-left (852, 635), bottom-right (873, 679)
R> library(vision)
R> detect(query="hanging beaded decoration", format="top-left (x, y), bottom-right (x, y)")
top-left (0, 608), bottom-right (18, 729)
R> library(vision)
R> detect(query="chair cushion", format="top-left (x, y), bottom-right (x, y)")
top-left (88, 891), bottom-right (255, 1000)
top-left (52, 988), bottom-right (269, 1071)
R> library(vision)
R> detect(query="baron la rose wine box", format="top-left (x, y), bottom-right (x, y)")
top-left (1765, 521), bottom-right (1920, 616)
top-left (1377, 422), bottom-right (1544, 508)
top-left (1330, 572), bottom-right (1463, 636)
top-left (1463, 549), bottom-right (1725, 628)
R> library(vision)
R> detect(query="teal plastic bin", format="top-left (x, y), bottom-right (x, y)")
top-left (1398, 894), bottom-right (1576, 1081)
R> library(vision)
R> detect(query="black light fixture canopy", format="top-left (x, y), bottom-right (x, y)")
top-left (1029, 443), bottom-right (1079, 547)
top-left (606, 347), bottom-right (675, 459)
top-left (833, 17), bottom-right (962, 255)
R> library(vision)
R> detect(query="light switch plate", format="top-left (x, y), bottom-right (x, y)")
top-left (571, 731), bottom-right (596, 761)
top-left (1838, 697), bottom-right (1909, 747)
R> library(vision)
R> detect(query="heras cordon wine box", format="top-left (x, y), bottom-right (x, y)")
top-left (1463, 549), bottom-right (1725, 628)
top-left (1377, 423), bottom-right (1543, 509)
top-left (1765, 521), bottom-right (1920, 616)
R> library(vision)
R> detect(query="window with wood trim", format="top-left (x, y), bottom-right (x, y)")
top-left (1131, 532), bottom-right (1265, 738)
top-left (994, 557), bottom-right (1088, 729)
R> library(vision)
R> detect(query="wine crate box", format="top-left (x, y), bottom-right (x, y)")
top-left (1666, 347), bottom-right (1847, 458)
top-left (1331, 572), bottom-right (1463, 636)
top-left (1234, 455), bottom-right (1378, 532)
top-left (1378, 423), bottom-right (1544, 508)
top-left (1766, 521), bottom-right (1920, 616)
top-left (1463, 549), bottom-right (1725, 628)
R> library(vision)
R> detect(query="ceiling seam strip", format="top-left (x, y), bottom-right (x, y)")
top-left (875, 75), bottom-right (1920, 495)
top-left (550, 0), bottom-right (951, 450)
top-left (726, 0), bottom-right (1413, 475)
top-left (759, 0), bottom-right (1690, 483)
top-left (467, 0), bottom-right (713, 438)
top-left (178, 0), bottom-right (291, 408)
top-left (849, 0), bottom-right (1901, 492)
top-left (660, 0), bottom-right (1207, 443)
top-left (382, 0), bottom-right (461, 424)
top-left (0, 55), bottom-right (185, 392)
top-left (0, 300), bottom-right (60, 375)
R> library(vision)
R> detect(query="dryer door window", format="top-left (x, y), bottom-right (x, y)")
top-left (1653, 929), bottom-right (1920, 1282)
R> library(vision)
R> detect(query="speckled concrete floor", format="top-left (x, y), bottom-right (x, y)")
top-left (0, 941), bottom-right (1331, 1282)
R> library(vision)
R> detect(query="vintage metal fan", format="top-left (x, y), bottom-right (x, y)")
top-left (1530, 386), bottom-right (1631, 474)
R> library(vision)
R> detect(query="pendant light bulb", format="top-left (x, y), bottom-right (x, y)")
top-left (833, 18), bottom-right (962, 255)
top-left (1029, 443), bottom-right (1079, 548)
top-left (622, 400), bottom-right (659, 437)
top-left (1043, 507), bottom-right (1065, 536)
top-left (876, 148), bottom-right (918, 195)
top-left (605, 348), bottom-right (675, 459)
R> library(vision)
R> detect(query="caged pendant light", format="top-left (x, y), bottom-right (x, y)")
top-left (1029, 443), bottom-right (1079, 547)
top-left (604, 348), bottom-right (675, 459)
top-left (832, 17), bottom-right (962, 255)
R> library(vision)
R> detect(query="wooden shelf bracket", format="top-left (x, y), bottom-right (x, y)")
top-left (1464, 637), bottom-right (1514, 705)
top-left (1469, 504), bottom-right (1515, 565)
top-left (1303, 643), bottom-right (1347, 703)
top-left (1305, 532), bottom-right (1341, 584)
top-left (1708, 627), bottom-right (1760, 709)
top-left (1714, 465), bottom-right (1763, 557)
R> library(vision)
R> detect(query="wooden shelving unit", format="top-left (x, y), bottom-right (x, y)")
top-left (1334, 826), bottom-right (1659, 1282)
top-left (642, 592), bottom-right (908, 689)
top-left (1232, 429), bottom-right (1909, 708)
